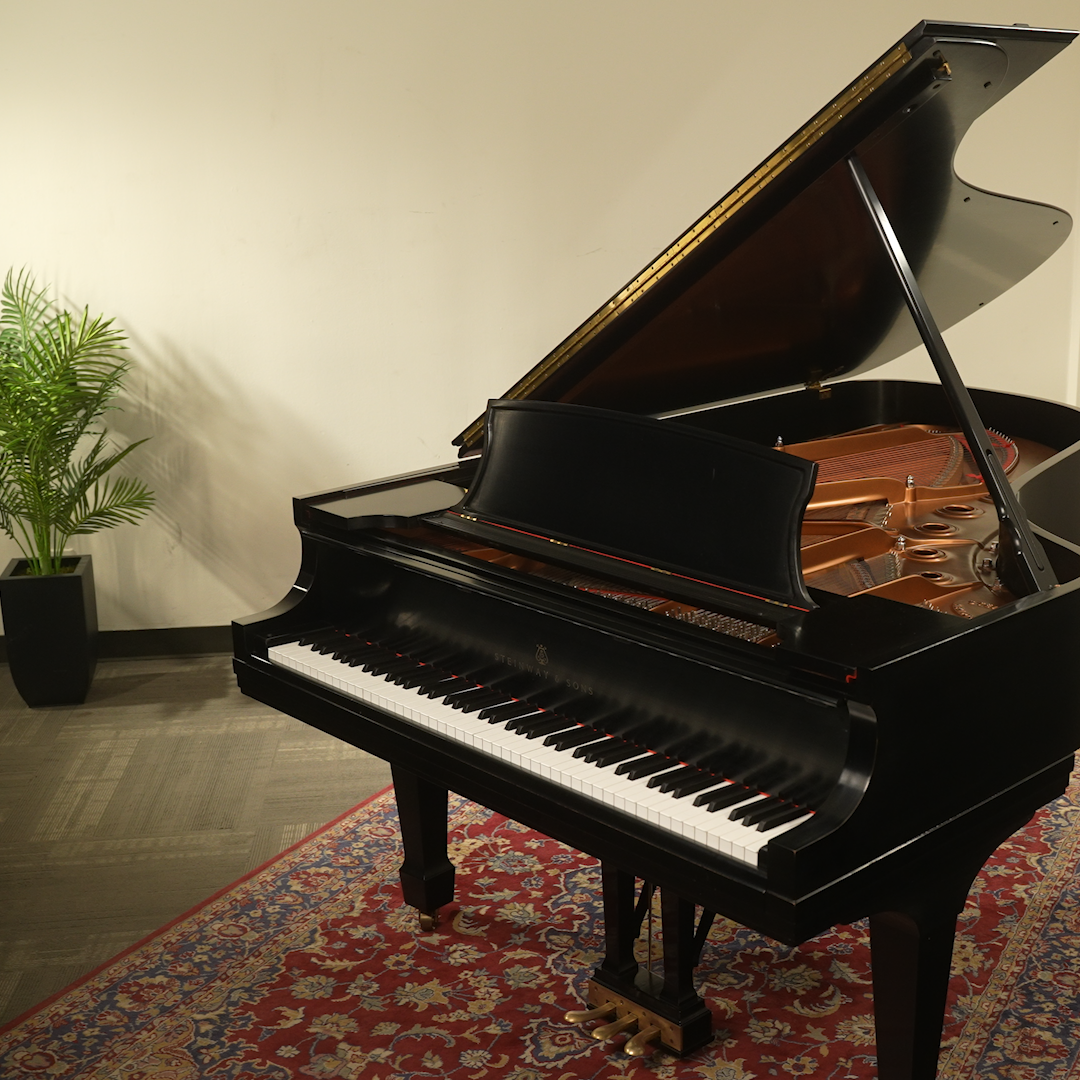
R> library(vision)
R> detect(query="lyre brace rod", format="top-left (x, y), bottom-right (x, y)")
top-left (846, 152), bottom-right (1057, 598)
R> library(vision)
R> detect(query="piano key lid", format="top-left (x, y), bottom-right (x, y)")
top-left (454, 20), bottom-right (1077, 455)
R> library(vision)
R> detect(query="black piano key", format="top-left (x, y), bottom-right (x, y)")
top-left (332, 640), bottom-right (379, 660)
top-left (668, 772), bottom-right (729, 799)
top-left (396, 667), bottom-right (449, 690)
top-left (616, 754), bottom-right (680, 780)
top-left (422, 676), bottom-right (471, 699)
top-left (354, 650), bottom-right (397, 671)
top-left (406, 667), bottom-right (456, 688)
top-left (648, 765), bottom-right (701, 792)
top-left (385, 664), bottom-right (440, 689)
top-left (501, 710), bottom-right (547, 731)
top-left (754, 802), bottom-right (812, 832)
top-left (694, 784), bottom-right (755, 812)
top-left (343, 647), bottom-right (391, 667)
top-left (500, 711), bottom-right (545, 731)
top-left (297, 629), bottom-right (343, 648)
top-left (478, 701), bottom-right (532, 723)
top-left (585, 742), bottom-right (646, 768)
top-left (583, 709), bottom-right (641, 738)
top-left (729, 795), bottom-right (779, 821)
top-left (573, 736), bottom-right (620, 761)
top-left (456, 690), bottom-right (511, 714)
top-left (440, 684), bottom-right (485, 706)
top-left (370, 657), bottom-right (422, 677)
top-left (545, 726), bottom-right (607, 751)
top-left (313, 636), bottom-right (351, 654)
top-left (525, 685), bottom-right (587, 712)
top-left (517, 714), bottom-right (575, 739)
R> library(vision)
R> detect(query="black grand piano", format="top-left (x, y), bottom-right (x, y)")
top-left (233, 21), bottom-right (1080, 1079)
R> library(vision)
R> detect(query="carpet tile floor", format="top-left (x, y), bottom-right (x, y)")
top-left (0, 653), bottom-right (391, 1026)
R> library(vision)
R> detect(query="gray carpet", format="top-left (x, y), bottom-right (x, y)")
top-left (0, 654), bottom-right (392, 1027)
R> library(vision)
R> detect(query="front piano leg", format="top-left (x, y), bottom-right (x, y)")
top-left (391, 765), bottom-right (456, 930)
top-left (869, 907), bottom-right (960, 1080)
top-left (867, 839), bottom-right (1006, 1080)
top-left (567, 864), bottom-right (713, 1056)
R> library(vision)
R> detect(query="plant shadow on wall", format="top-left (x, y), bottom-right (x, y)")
top-left (115, 332), bottom-right (341, 627)
top-left (0, 269), bottom-right (154, 707)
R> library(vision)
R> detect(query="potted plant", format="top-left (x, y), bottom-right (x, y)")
top-left (0, 269), bottom-right (154, 706)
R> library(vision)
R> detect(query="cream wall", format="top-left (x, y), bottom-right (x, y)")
top-left (0, 1), bottom-right (1078, 631)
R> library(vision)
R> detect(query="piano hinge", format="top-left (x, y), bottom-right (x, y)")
top-left (805, 376), bottom-right (832, 399)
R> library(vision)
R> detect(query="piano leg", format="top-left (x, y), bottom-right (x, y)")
top-left (391, 765), bottom-right (456, 930)
top-left (868, 839), bottom-right (1006, 1080)
top-left (869, 907), bottom-right (960, 1080)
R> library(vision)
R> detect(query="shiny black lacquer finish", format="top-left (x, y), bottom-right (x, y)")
top-left (459, 400), bottom-right (817, 609)
top-left (235, 382), bottom-right (1080, 1076)
top-left (235, 19), bottom-right (1080, 1080)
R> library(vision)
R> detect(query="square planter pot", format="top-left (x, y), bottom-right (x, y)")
top-left (0, 555), bottom-right (98, 707)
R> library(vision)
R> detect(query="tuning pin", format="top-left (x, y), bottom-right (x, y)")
top-left (906, 474), bottom-right (915, 488)
top-left (774, 436), bottom-right (784, 450)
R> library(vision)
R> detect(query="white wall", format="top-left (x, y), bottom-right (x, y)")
top-left (1, 1), bottom-right (1078, 630)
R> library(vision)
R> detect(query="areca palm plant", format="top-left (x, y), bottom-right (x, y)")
top-left (0, 269), bottom-right (154, 576)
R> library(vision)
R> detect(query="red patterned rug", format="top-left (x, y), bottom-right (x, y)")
top-left (3, 774), bottom-right (1080, 1080)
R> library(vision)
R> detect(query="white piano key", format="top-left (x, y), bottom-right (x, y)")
top-left (269, 641), bottom-right (815, 867)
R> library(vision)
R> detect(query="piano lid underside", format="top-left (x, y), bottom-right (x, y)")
top-left (456, 32), bottom-right (1073, 447)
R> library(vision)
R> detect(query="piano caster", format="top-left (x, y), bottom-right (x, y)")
top-left (417, 910), bottom-right (439, 931)
top-left (624, 1025), bottom-right (662, 1057)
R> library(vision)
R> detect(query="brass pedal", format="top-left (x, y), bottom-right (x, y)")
top-left (583, 981), bottom-right (699, 1054)
top-left (625, 1025), bottom-right (662, 1057)
top-left (564, 1002), bottom-right (617, 1024)
top-left (591, 1014), bottom-right (639, 1042)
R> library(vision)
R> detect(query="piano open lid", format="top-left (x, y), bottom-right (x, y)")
top-left (454, 20), bottom-right (1076, 454)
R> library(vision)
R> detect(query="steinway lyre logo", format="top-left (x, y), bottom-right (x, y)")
top-left (535, 644), bottom-right (549, 666)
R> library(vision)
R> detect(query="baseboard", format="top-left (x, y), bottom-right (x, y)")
top-left (0, 625), bottom-right (232, 663)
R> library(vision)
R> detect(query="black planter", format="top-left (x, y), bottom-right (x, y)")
top-left (0, 555), bottom-right (98, 707)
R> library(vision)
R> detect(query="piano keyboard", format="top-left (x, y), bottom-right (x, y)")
top-left (268, 631), bottom-right (814, 867)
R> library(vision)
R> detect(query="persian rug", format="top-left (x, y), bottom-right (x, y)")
top-left (3, 774), bottom-right (1080, 1080)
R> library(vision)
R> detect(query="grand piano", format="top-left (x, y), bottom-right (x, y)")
top-left (233, 20), bottom-right (1080, 1079)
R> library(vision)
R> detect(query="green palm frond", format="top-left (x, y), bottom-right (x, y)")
top-left (0, 269), bottom-right (153, 574)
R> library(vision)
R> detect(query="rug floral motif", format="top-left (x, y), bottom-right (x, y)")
top-left (3, 773), bottom-right (1080, 1080)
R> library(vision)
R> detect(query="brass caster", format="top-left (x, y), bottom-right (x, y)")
top-left (592, 1014), bottom-right (639, 1042)
top-left (624, 1025), bottom-right (662, 1057)
top-left (564, 1002), bottom-right (617, 1024)
top-left (418, 911), bottom-right (438, 931)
